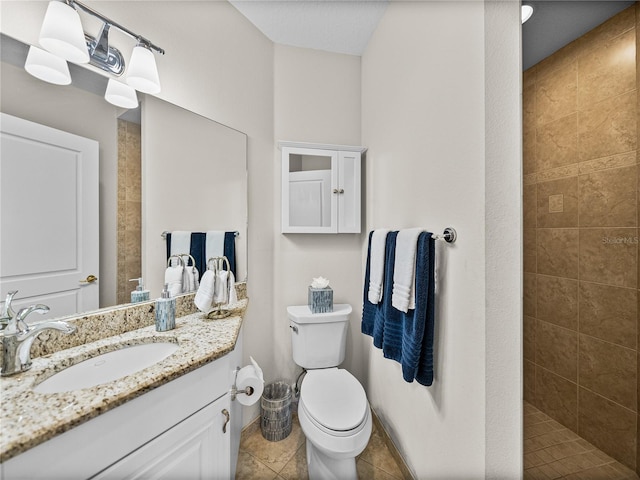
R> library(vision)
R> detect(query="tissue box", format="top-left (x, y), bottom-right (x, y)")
top-left (308, 286), bottom-right (333, 313)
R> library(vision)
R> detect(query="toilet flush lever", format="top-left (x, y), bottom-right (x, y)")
top-left (222, 409), bottom-right (230, 434)
top-left (289, 324), bottom-right (298, 333)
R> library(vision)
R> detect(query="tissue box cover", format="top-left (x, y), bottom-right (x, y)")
top-left (308, 286), bottom-right (333, 313)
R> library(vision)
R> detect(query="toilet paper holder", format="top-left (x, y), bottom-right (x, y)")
top-left (230, 366), bottom-right (255, 401)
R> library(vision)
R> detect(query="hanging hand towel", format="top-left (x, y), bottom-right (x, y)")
top-left (195, 270), bottom-right (215, 313)
top-left (214, 270), bottom-right (229, 305)
top-left (183, 265), bottom-right (200, 293)
top-left (206, 231), bottom-right (225, 262)
top-left (368, 229), bottom-right (390, 304)
top-left (165, 265), bottom-right (184, 297)
top-left (227, 270), bottom-right (238, 305)
top-left (391, 228), bottom-right (423, 313)
top-left (170, 231), bottom-right (192, 257)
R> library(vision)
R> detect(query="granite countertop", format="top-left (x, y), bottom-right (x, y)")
top-left (0, 299), bottom-right (247, 463)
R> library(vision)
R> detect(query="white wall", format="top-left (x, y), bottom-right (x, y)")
top-left (272, 44), bottom-right (365, 383)
top-left (361, 1), bottom-right (522, 477)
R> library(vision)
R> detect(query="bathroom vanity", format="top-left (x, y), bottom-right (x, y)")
top-left (0, 298), bottom-right (247, 480)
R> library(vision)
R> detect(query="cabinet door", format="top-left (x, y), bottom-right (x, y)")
top-left (94, 395), bottom-right (231, 480)
top-left (282, 147), bottom-right (338, 233)
top-left (337, 151), bottom-right (361, 233)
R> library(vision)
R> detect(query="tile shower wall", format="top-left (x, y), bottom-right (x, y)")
top-left (116, 119), bottom-right (142, 305)
top-left (523, 5), bottom-right (638, 471)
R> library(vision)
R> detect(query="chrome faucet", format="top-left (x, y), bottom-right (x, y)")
top-left (1, 294), bottom-right (76, 377)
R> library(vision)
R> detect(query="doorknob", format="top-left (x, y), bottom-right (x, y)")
top-left (222, 409), bottom-right (230, 434)
top-left (79, 275), bottom-right (98, 284)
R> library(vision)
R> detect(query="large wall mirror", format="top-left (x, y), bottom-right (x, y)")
top-left (0, 33), bottom-right (248, 321)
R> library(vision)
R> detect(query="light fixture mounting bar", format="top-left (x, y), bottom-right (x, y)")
top-left (69, 0), bottom-right (165, 55)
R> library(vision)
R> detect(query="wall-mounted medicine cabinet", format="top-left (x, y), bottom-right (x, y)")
top-left (280, 141), bottom-right (366, 234)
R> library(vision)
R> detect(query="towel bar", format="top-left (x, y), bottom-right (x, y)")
top-left (161, 230), bottom-right (239, 239)
top-left (433, 227), bottom-right (457, 244)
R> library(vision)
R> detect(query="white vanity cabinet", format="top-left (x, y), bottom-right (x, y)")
top-left (280, 142), bottom-right (365, 234)
top-left (1, 336), bottom-right (243, 480)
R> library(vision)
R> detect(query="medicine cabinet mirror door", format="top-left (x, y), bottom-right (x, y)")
top-left (282, 147), bottom-right (339, 233)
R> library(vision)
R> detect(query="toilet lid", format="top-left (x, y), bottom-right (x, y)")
top-left (302, 369), bottom-right (367, 432)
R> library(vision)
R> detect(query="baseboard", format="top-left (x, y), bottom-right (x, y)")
top-left (370, 408), bottom-right (415, 480)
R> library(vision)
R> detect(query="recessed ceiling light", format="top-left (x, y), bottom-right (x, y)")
top-left (522, 4), bottom-right (534, 24)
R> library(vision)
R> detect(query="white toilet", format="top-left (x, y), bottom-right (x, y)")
top-left (288, 304), bottom-right (372, 480)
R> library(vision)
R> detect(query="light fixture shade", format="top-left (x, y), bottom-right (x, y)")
top-left (521, 5), bottom-right (534, 24)
top-left (126, 45), bottom-right (161, 94)
top-left (39, 0), bottom-right (89, 64)
top-left (24, 45), bottom-right (71, 85)
top-left (104, 79), bottom-right (139, 109)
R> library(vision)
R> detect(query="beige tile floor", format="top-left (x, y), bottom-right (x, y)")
top-left (236, 413), bottom-right (407, 480)
top-left (524, 402), bottom-right (640, 479)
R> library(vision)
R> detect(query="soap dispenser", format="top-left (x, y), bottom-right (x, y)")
top-left (129, 278), bottom-right (150, 303)
top-left (155, 283), bottom-right (176, 332)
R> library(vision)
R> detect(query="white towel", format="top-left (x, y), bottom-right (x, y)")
top-left (195, 270), bottom-right (215, 313)
top-left (165, 266), bottom-right (184, 297)
top-left (183, 265), bottom-right (200, 293)
top-left (214, 270), bottom-right (229, 305)
top-left (170, 231), bottom-right (191, 257)
top-left (227, 270), bottom-right (238, 305)
top-left (392, 228), bottom-right (423, 313)
top-left (206, 231), bottom-right (225, 262)
top-left (368, 229), bottom-right (390, 304)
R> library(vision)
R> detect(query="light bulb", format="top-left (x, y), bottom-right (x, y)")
top-left (521, 5), bottom-right (534, 24)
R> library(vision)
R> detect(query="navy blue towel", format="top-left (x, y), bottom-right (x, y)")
top-left (361, 230), bottom-right (436, 386)
top-left (224, 231), bottom-right (237, 277)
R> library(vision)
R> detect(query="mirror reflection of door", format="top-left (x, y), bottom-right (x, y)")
top-left (288, 153), bottom-right (334, 228)
top-left (0, 113), bottom-right (99, 321)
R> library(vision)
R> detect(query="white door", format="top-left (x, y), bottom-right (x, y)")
top-left (0, 113), bottom-right (99, 321)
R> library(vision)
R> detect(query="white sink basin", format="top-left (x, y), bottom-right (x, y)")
top-left (33, 342), bottom-right (179, 394)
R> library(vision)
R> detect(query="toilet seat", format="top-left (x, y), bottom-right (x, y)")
top-left (300, 368), bottom-right (368, 436)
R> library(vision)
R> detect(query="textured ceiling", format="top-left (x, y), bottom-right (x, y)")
top-left (230, 0), bottom-right (635, 69)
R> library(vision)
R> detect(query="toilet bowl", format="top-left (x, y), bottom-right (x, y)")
top-left (297, 368), bottom-right (372, 479)
top-left (287, 304), bottom-right (372, 480)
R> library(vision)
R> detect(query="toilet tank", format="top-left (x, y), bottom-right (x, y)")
top-left (288, 304), bottom-right (352, 369)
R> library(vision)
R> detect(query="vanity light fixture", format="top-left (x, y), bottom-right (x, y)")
top-left (26, 0), bottom-right (164, 107)
top-left (521, 4), bottom-right (534, 24)
top-left (104, 79), bottom-right (139, 109)
top-left (24, 45), bottom-right (72, 85)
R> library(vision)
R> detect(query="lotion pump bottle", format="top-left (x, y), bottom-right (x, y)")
top-left (155, 283), bottom-right (176, 332)
top-left (129, 278), bottom-right (150, 303)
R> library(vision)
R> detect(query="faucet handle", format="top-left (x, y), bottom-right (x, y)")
top-left (0, 291), bottom-right (18, 329)
top-left (11, 304), bottom-right (50, 334)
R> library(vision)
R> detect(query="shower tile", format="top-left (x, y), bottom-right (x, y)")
top-left (575, 5), bottom-right (636, 60)
top-left (535, 366), bottom-right (578, 431)
top-left (525, 359), bottom-right (536, 404)
top-left (524, 82), bottom-right (536, 176)
top-left (577, 29), bottom-right (636, 109)
top-left (537, 177), bottom-right (579, 228)
top-left (578, 165), bottom-right (637, 228)
top-left (536, 275), bottom-right (578, 330)
top-left (537, 229), bottom-right (579, 279)
top-left (536, 62), bottom-right (577, 126)
top-left (525, 228), bottom-right (537, 274)
top-left (525, 316), bottom-right (536, 361)
top-left (537, 114), bottom-right (579, 172)
top-left (525, 273), bottom-right (537, 317)
top-left (578, 387), bottom-right (637, 470)
top-left (578, 151), bottom-right (637, 176)
top-left (579, 334), bottom-right (637, 411)
top-left (525, 183), bottom-right (538, 230)
top-left (537, 41), bottom-right (579, 83)
top-left (579, 228), bottom-right (638, 288)
top-left (536, 320), bottom-right (578, 382)
top-left (579, 282), bottom-right (637, 349)
top-left (578, 90), bottom-right (637, 163)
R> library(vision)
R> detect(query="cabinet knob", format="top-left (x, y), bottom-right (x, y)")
top-left (222, 408), bottom-right (230, 434)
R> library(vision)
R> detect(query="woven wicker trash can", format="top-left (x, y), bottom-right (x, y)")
top-left (260, 381), bottom-right (292, 442)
